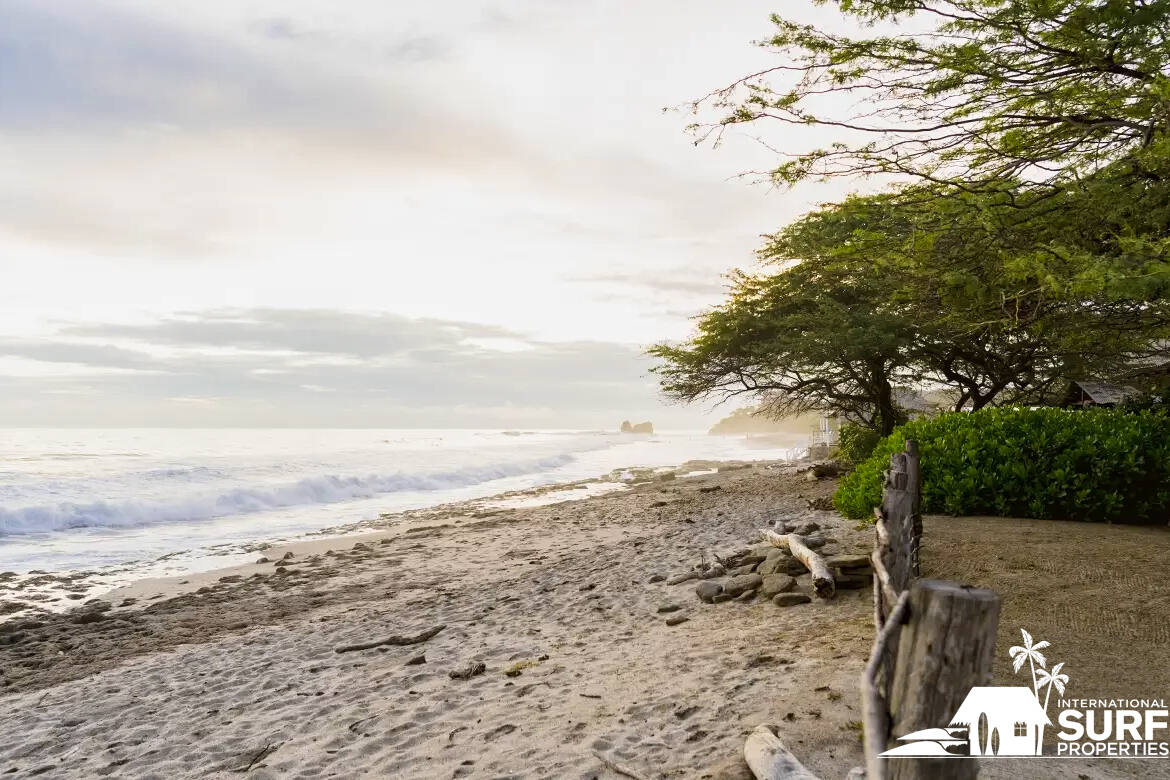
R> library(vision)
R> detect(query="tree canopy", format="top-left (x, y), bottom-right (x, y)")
top-left (651, 182), bottom-right (1170, 432)
top-left (693, 0), bottom-right (1170, 191)
top-left (655, 2), bottom-right (1170, 431)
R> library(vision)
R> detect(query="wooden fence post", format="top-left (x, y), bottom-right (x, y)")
top-left (873, 440), bottom-right (921, 629)
top-left (886, 580), bottom-right (1000, 780)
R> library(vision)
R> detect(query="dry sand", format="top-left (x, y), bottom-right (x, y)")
top-left (3, 465), bottom-right (1170, 779)
top-left (0, 465), bottom-right (878, 779)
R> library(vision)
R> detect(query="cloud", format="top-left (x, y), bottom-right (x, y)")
top-left (0, 309), bottom-right (676, 426)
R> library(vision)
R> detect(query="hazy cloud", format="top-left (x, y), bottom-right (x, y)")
top-left (0, 309), bottom-right (670, 426)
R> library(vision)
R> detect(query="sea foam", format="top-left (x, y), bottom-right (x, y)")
top-left (0, 453), bottom-right (576, 536)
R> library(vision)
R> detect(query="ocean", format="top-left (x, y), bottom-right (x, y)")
top-left (0, 428), bottom-right (805, 585)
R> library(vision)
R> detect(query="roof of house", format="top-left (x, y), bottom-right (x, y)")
top-left (1066, 380), bottom-right (1140, 405)
top-left (949, 687), bottom-right (1051, 726)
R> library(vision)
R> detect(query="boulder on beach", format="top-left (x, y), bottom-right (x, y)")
top-left (619, 420), bottom-right (654, 434)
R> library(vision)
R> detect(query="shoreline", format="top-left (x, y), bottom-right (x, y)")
top-left (0, 457), bottom-right (799, 622)
top-left (1, 460), bottom-right (877, 779)
top-left (4, 460), bottom-right (1168, 778)
top-left (103, 459), bottom-right (788, 608)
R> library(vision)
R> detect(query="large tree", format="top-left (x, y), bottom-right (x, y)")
top-left (649, 258), bottom-right (916, 435)
top-left (693, 0), bottom-right (1170, 191)
top-left (652, 184), bottom-right (1170, 430)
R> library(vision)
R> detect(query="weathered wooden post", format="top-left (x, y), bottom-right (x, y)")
top-left (873, 440), bottom-right (921, 629)
top-left (886, 580), bottom-right (1000, 780)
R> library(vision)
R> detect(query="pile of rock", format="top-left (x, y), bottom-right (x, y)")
top-left (823, 553), bottom-right (873, 589)
top-left (670, 527), bottom-right (873, 609)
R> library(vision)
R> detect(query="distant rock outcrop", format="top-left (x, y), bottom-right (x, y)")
top-left (619, 420), bottom-right (654, 434)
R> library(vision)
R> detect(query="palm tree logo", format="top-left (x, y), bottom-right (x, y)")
top-left (1035, 663), bottom-right (1069, 714)
top-left (1009, 629), bottom-right (1050, 699)
top-left (1008, 628), bottom-right (1069, 714)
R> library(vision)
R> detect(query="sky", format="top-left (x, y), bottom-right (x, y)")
top-left (1, 0), bottom-right (852, 428)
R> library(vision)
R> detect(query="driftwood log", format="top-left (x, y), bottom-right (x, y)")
top-left (743, 725), bottom-right (821, 780)
top-left (334, 624), bottom-right (445, 653)
top-left (887, 580), bottom-right (1000, 780)
top-left (758, 530), bottom-right (836, 599)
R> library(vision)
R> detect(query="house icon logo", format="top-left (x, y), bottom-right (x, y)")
top-left (880, 629), bottom-right (1066, 758)
top-left (880, 686), bottom-right (1051, 756)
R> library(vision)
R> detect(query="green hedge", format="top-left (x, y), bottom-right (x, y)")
top-left (833, 407), bottom-right (1170, 524)
top-left (837, 422), bottom-right (882, 466)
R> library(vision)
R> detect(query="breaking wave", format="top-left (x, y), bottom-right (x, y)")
top-left (0, 453), bottom-right (578, 537)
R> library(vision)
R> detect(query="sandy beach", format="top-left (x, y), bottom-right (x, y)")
top-left (3, 462), bottom-right (1170, 779)
top-left (0, 462), bottom-right (885, 779)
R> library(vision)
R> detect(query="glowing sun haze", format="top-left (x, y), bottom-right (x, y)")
top-left (1, 0), bottom-right (841, 428)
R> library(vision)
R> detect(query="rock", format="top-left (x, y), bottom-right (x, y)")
top-left (352, 542), bottom-right (371, 551)
top-left (729, 563), bottom-right (758, 577)
top-left (657, 603), bottom-right (682, 613)
top-left (695, 582), bottom-right (723, 603)
top-left (698, 485), bottom-right (721, 493)
top-left (711, 593), bottom-right (734, 604)
top-left (699, 564), bottom-right (726, 579)
top-left (620, 420), bottom-right (654, 434)
top-left (620, 420), bottom-right (633, 433)
top-left (757, 555), bottom-right (804, 576)
top-left (772, 593), bottom-right (812, 607)
top-left (647, 574), bottom-right (666, 584)
top-left (406, 654), bottom-right (426, 666)
top-left (118, 598), bottom-right (137, 607)
top-left (218, 575), bottom-right (242, 583)
top-left (281, 552), bottom-right (294, 560)
top-left (665, 614), bottom-right (689, 626)
top-left (667, 573), bottom-right (698, 585)
top-left (795, 521), bottom-right (821, 534)
top-left (255, 557), bottom-right (270, 564)
top-left (449, 661), bottom-right (487, 680)
top-left (759, 574), bottom-right (797, 598)
top-left (722, 574), bottom-right (762, 598)
top-left (827, 554), bottom-right (872, 569)
top-left (735, 589), bottom-right (757, 602)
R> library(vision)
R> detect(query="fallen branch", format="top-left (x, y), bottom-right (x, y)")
top-left (334, 624), bottom-right (445, 653)
top-left (743, 725), bottom-right (821, 780)
top-left (786, 534), bottom-right (835, 599)
top-left (593, 751), bottom-right (652, 780)
top-left (758, 531), bottom-right (835, 598)
top-left (757, 530), bottom-right (826, 551)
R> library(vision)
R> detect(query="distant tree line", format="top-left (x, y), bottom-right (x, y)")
top-left (652, 0), bottom-right (1170, 434)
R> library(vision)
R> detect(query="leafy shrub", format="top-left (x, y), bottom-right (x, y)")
top-left (833, 407), bottom-right (1170, 524)
top-left (1119, 381), bottom-right (1170, 414)
top-left (837, 423), bottom-right (882, 466)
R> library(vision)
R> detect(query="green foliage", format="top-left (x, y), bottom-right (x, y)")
top-left (833, 408), bottom-right (1170, 524)
top-left (693, 0), bottom-right (1170, 191)
top-left (837, 423), bottom-right (881, 467)
top-left (1120, 381), bottom-right (1170, 414)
